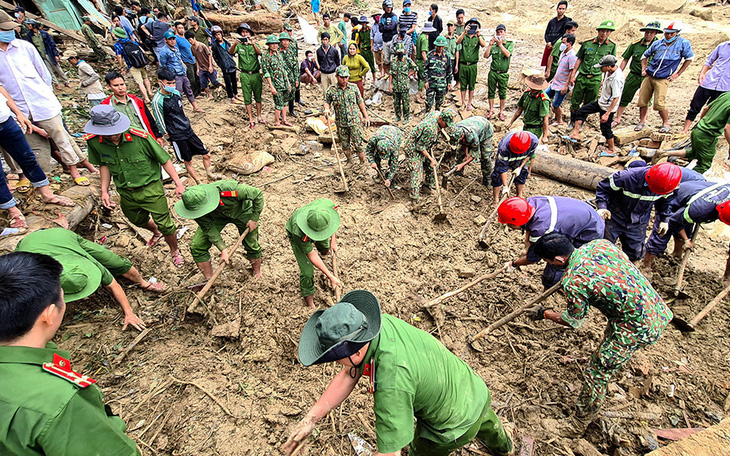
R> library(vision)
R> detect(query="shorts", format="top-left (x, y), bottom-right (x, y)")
top-left (545, 86), bottom-right (568, 108)
top-left (686, 128), bottom-right (719, 174)
top-left (118, 180), bottom-right (177, 236)
top-left (459, 64), bottom-right (477, 92)
top-left (637, 75), bottom-right (669, 111)
top-left (382, 40), bottom-right (394, 65)
top-left (172, 133), bottom-right (209, 162)
top-left (129, 66), bottom-right (148, 89)
top-left (374, 49), bottom-right (383, 66)
top-left (240, 71), bottom-right (263, 105)
top-left (491, 160), bottom-right (529, 187)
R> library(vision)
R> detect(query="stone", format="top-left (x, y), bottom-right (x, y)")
top-left (457, 267), bottom-right (476, 278)
top-left (474, 214), bottom-right (487, 225)
top-left (211, 320), bottom-right (240, 338)
top-left (690, 8), bottom-right (713, 21)
top-left (115, 234), bottom-right (131, 248)
top-left (470, 195), bottom-right (482, 204)
top-left (304, 140), bottom-right (324, 152)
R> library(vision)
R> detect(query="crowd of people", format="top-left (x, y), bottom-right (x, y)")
top-left (1, 2), bottom-right (730, 456)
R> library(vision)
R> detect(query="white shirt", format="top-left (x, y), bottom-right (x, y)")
top-left (598, 68), bottom-right (625, 113)
top-left (0, 91), bottom-right (11, 123)
top-left (0, 38), bottom-right (62, 122)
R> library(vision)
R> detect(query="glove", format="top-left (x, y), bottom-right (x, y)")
top-left (512, 167), bottom-right (522, 176)
top-left (503, 261), bottom-right (516, 273)
top-left (525, 305), bottom-right (545, 321)
top-left (597, 209), bottom-right (611, 220)
top-left (501, 185), bottom-right (510, 196)
top-left (657, 222), bottom-right (669, 236)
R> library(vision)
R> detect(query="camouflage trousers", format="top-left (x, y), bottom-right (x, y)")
top-left (393, 91), bottom-right (410, 121)
top-left (90, 44), bottom-right (108, 61)
top-left (425, 87), bottom-right (446, 110)
top-left (337, 123), bottom-right (364, 154)
top-left (407, 151), bottom-right (435, 200)
top-left (272, 86), bottom-right (289, 110)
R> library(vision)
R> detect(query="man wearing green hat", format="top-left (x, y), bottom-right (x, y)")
top-left (285, 199), bottom-right (341, 309)
top-left (261, 34), bottom-right (293, 126)
top-left (281, 290), bottom-right (514, 456)
top-left (0, 252), bottom-right (141, 455)
top-left (366, 125), bottom-right (402, 188)
top-left (80, 16), bottom-right (109, 61)
top-left (568, 20), bottom-right (616, 124)
top-left (279, 32), bottom-right (300, 117)
top-left (389, 41), bottom-right (417, 123)
top-left (176, 180), bottom-right (264, 280)
top-left (423, 35), bottom-right (452, 112)
top-left (456, 18), bottom-right (486, 110)
top-left (229, 23), bottom-right (264, 127)
top-left (16, 228), bottom-right (165, 331)
top-left (612, 21), bottom-right (662, 127)
top-left (450, 115), bottom-right (494, 186)
top-left (485, 24), bottom-right (513, 121)
top-left (404, 109), bottom-right (455, 202)
top-left (325, 65), bottom-right (371, 164)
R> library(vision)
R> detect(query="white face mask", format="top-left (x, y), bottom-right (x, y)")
top-left (559, 43), bottom-right (567, 52)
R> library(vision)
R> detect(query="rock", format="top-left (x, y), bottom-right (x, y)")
top-left (211, 320), bottom-right (240, 338)
top-left (572, 438), bottom-right (606, 456)
top-left (474, 214), bottom-right (487, 225)
top-left (380, 203), bottom-right (411, 221)
top-left (263, 414), bottom-right (287, 425)
top-left (114, 234), bottom-right (131, 248)
top-left (304, 140), bottom-right (324, 152)
top-left (270, 129), bottom-right (289, 138)
top-left (690, 8), bottom-right (713, 21)
top-left (281, 406), bottom-right (302, 416)
top-left (470, 195), bottom-right (482, 204)
top-left (457, 267), bottom-right (476, 278)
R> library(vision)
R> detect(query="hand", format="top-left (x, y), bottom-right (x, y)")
top-left (544, 69), bottom-right (550, 79)
top-left (561, 86), bottom-right (568, 95)
top-left (698, 73), bottom-right (706, 85)
top-left (101, 191), bottom-right (116, 209)
top-left (597, 209), bottom-right (611, 220)
top-left (221, 249), bottom-right (231, 264)
top-left (362, 117), bottom-right (370, 127)
top-left (490, 37), bottom-right (496, 46)
top-left (384, 178), bottom-right (391, 187)
top-left (503, 261), bottom-right (516, 273)
top-left (246, 220), bottom-right (258, 232)
top-left (270, 87), bottom-right (277, 95)
top-left (175, 183), bottom-right (185, 198)
top-left (155, 137), bottom-right (165, 147)
top-left (657, 222), bottom-right (669, 236)
top-left (16, 113), bottom-right (34, 134)
top-left (600, 113), bottom-right (610, 123)
top-left (546, 42), bottom-right (553, 49)
top-left (388, 83), bottom-right (392, 91)
top-left (501, 185), bottom-right (510, 196)
top-left (281, 416), bottom-right (316, 455)
top-left (512, 167), bottom-right (522, 176)
top-left (430, 158), bottom-right (437, 168)
top-left (569, 75), bottom-right (576, 86)
top-left (641, 70), bottom-right (647, 77)
top-left (55, 56), bottom-right (60, 63)
top-left (122, 312), bottom-right (146, 331)
top-left (330, 275), bottom-right (341, 289)
top-left (525, 305), bottom-right (545, 321)
top-left (424, 82), bottom-right (429, 89)
top-left (33, 125), bottom-right (49, 138)
top-left (324, 108), bottom-right (331, 117)
top-left (683, 239), bottom-right (694, 251)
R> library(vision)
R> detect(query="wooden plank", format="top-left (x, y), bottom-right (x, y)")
top-left (0, 0), bottom-right (86, 43)
top-left (647, 419), bottom-right (730, 456)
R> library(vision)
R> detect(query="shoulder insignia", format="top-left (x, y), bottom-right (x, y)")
top-left (220, 191), bottom-right (238, 198)
top-left (633, 38), bottom-right (643, 45)
top-left (124, 133), bottom-right (133, 142)
top-left (540, 93), bottom-right (548, 101)
top-left (82, 133), bottom-right (97, 141)
top-left (129, 128), bottom-right (149, 138)
top-left (42, 353), bottom-right (96, 388)
top-left (608, 39), bottom-right (616, 44)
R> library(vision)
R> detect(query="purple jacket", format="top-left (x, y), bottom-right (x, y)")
top-left (596, 167), bottom-right (673, 228)
top-left (701, 41), bottom-right (730, 92)
top-left (525, 196), bottom-right (605, 263)
top-left (494, 131), bottom-right (538, 172)
top-left (661, 181), bottom-right (730, 229)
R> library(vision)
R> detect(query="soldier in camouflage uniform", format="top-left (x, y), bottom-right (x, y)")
top-left (450, 115), bottom-right (494, 186)
top-left (389, 42), bottom-right (417, 123)
top-left (261, 34), bottom-right (292, 126)
top-left (529, 235), bottom-right (672, 424)
top-left (403, 109), bottom-right (456, 201)
top-left (279, 32), bottom-right (300, 116)
top-left (325, 66), bottom-right (371, 163)
top-left (424, 35), bottom-right (452, 112)
top-left (80, 16), bottom-right (108, 61)
top-left (366, 125), bottom-right (402, 187)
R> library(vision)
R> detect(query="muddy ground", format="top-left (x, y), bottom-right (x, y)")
top-left (7, 0), bottom-right (730, 455)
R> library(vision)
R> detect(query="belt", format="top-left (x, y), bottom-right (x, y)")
top-left (241, 70), bottom-right (259, 74)
top-left (492, 70), bottom-right (508, 74)
top-left (460, 61), bottom-right (477, 66)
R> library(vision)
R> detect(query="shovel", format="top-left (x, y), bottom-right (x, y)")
top-left (477, 173), bottom-right (517, 248)
top-left (441, 165), bottom-right (459, 190)
top-left (374, 166), bottom-right (395, 199)
top-left (469, 281), bottom-right (562, 347)
top-left (424, 150), bottom-right (447, 222)
top-left (671, 224), bottom-right (699, 301)
top-left (332, 250), bottom-right (342, 302)
top-left (671, 282), bottom-right (730, 333)
top-left (326, 115), bottom-right (349, 194)
top-left (423, 267), bottom-right (504, 308)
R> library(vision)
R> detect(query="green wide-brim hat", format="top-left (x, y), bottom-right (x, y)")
top-left (640, 21), bottom-right (663, 33)
top-left (266, 34), bottom-right (280, 44)
top-left (434, 35), bottom-right (447, 47)
top-left (174, 183), bottom-right (220, 219)
top-left (279, 31), bottom-right (291, 40)
top-left (113, 27), bottom-right (127, 38)
top-left (298, 290), bottom-right (382, 366)
top-left (296, 198), bottom-right (341, 241)
top-left (58, 254), bottom-right (102, 302)
top-left (596, 20), bottom-right (616, 31)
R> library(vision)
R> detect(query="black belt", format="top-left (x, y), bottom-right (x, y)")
top-left (460, 61), bottom-right (477, 66)
top-left (242, 70), bottom-right (259, 74)
top-left (322, 71), bottom-right (335, 75)
top-left (492, 70), bottom-right (508, 74)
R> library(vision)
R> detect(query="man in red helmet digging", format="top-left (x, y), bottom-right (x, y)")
top-left (497, 196), bottom-right (604, 288)
top-left (491, 130), bottom-right (539, 203)
top-left (595, 162), bottom-right (683, 261)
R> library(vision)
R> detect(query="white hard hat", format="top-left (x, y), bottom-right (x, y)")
top-left (663, 21), bottom-right (683, 33)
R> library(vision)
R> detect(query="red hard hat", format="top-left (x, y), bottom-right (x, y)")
top-left (717, 201), bottom-right (730, 225)
top-left (508, 131), bottom-right (531, 154)
top-left (498, 197), bottom-right (535, 226)
top-left (645, 162), bottom-right (682, 195)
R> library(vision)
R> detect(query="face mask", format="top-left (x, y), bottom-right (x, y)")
top-left (163, 85), bottom-right (175, 93)
top-left (559, 43), bottom-right (567, 52)
top-left (404, 7), bottom-right (411, 13)
top-left (665, 36), bottom-right (677, 44)
top-left (0, 31), bottom-right (15, 43)
top-left (14, 12), bottom-right (20, 18)
top-left (308, 56), bottom-right (314, 61)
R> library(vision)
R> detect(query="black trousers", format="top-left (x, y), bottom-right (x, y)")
top-left (222, 71), bottom-right (238, 99)
top-left (686, 85), bottom-right (723, 121)
top-left (574, 101), bottom-right (615, 140)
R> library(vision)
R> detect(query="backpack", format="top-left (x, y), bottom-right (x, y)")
top-left (121, 40), bottom-right (148, 68)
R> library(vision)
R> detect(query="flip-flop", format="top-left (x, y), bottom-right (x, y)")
top-left (171, 251), bottom-right (184, 267)
top-left (499, 113), bottom-right (506, 121)
top-left (634, 123), bottom-right (645, 132)
top-left (282, 120), bottom-right (293, 127)
top-left (658, 126), bottom-right (671, 133)
top-left (73, 176), bottom-right (90, 186)
top-left (486, 109), bottom-right (493, 119)
top-left (141, 281), bottom-right (166, 293)
top-left (147, 232), bottom-right (163, 247)
top-left (249, 121), bottom-right (255, 129)
top-left (42, 195), bottom-right (75, 207)
top-left (561, 135), bottom-right (578, 144)
top-left (611, 120), bottom-right (620, 128)
top-left (258, 118), bottom-right (267, 124)
top-left (599, 151), bottom-right (617, 157)
top-left (15, 179), bottom-right (31, 193)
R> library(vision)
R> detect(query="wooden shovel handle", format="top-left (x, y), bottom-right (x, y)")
top-left (424, 268), bottom-right (504, 308)
top-left (326, 115), bottom-right (349, 192)
top-left (374, 166), bottom-right (395, 199)
top-left (689, 282), bottom-right (730, 327)
top-left (478, 173), bottom-right (517, 242)
top-left (333, 250), bottom-right (341, 302)
top-left (674, 224), bottom-right (699, 295)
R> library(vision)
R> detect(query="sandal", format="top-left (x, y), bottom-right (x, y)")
top-left (15, 179), bottom-right (31, 193)
top-left (147, 231), bottom-right (163, 247)
top-left (611, 120), bottom-right (620, 128)
top-left (41, 195), bottom-right (76, 207)
top-left (499, 113), bottom-right (506, 121)
top-left (658, 125), bottom-right (671, 133)
top-left (634, 123), bottom-right (645, 132)
top-left (258, 118), bottom-right (266, 124)
top-left (486, 109), bottom-right (493, 119)
top-left (282, 120), bottom-right (293, 127)
top-left (141, 281), bottom-right (166, 293)
top-left (171, 251), bottom-right (184, 268)
top-left (73, 176), bottom-right (90, 186)
top-left (249, 121), bottom-right (255, 129)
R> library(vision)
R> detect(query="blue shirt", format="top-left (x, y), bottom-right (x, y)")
top-left (158, 45), bottom-right (186, 76)
top-left (596, 167), bottom-right (673, 228)
top-left (175, 35), bottom-right (196, 64)
top-left (643, 36), bottom-right (694, 79)
top-left (659, 181), bottom-right (730, 228)
top-left (495, 131), bottom-right (538, 168)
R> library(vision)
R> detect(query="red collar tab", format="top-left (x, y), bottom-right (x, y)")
top-left (42, 353), bottom-right (97, 388)
top-left (302, 234), bottom-right (309, 242)
top-left (220, 191), bottom-right (238, 198)
top-left (219, 199), bottom-right (224, 206)
top-left (362, 357), bottom-right (375, 393)
top-left (124, 133), bottom-right (132, 141)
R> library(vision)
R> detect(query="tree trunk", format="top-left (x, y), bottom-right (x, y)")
top-left (204, 12), bottom-right (283, 35)
top-left (532, 150), bottom-right (615, 191)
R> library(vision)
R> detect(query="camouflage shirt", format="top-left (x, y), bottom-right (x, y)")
top-left (325, 84), bottom-right (363, 128)
top-left (403, 111), bottom-right (440, 156)
top-left (80, 24), bottom-right (101, 48)
top-left (366, 125), bottom-right (402, 180)
top-left (425, 49), bottom-right (452, 90)
top-left (281, 46), bottom-right (299, 86)
top-left (455, 115), bottom-right (493, 159)
top-left (260, 50), bottom-right (291, 91)
top-left (390, 56), bottom-right (417, 93)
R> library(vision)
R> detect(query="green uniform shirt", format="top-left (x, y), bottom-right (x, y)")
top-left (517, 90), bottom-right (550, 128)
top-left (575, 37), bottom-right (617, 77)
top-left (697, 91), bottom-right (730, 138)
top-left (425, 49), bottom-right (452, 89)
top-left (454, 24), bottom-right (466, 42)
top-left (356, 27), bottom-right (372, 50)
top-left (193, 26), bottom-right (210, 44)
top-left (86, 129), bottom-right (171, 189)
top-left (81, 23), bottom-right (101, 48)
top-left (234, 43), bottom-right (261, 73)
top-left (488, 40), bottom-right (513, 72)
top-left (366, 125), bottom-right (402, 180)
top-left (16, 228), bottom-right (132, 287)
top-left (193, 180), bottom-right (264, 251)
top-left (325, 84), bottom-right (363, 128)
top-left (359, 314), bottom-right (489, 453)
top-left (622, 38), bottom-right (656, 75)
top-left (415, 33), bottom-right (429, 62)
top-left (109, 95), bottom-right (144, 130)
top-left (459, 35), bottom-right (481, 64)
top-left (0, 343), bottom-right (139, 456)
top-left (281, 46), bottom-right (299, 86)
top-left (443, 34), bottom-right (457, 60)
top-left (31, 32), bottom-right (44, 56)
top-left (390, 55), bottom-right (417, 92)
top-left (403, 111), bottom-right (441, 155)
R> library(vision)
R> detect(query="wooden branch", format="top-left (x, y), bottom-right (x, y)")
top-left (169, 375), bottom-right (237, 418)
top-left (115, 327), bottom-right (152, 364)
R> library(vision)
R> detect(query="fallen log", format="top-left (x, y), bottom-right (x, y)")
top-left (204, 12), bottom-right (283, 34)
top-left (531, 150), bottom-right (615, 191)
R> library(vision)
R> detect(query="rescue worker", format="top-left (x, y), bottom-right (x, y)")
top-left (449, 115), bottom-right (494, 186)
top-left (324, 65), bottom-right (371, 164)
top-left (485, 24), bottom-right (513, 121)
top-left (423, 35), bottom-right (452, 112)
top-left (366, 125), bottom-right (402, 188)
top-left (506, 73), bottom-right (550, 143)
top-left (491, 131), bottom-right (539, 203)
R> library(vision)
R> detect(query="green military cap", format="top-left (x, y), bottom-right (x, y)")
top-left (112, 27), bottom-right (127, 39)
top-left (596, 20), bottom-right (616, 31)
top-left (279, 31), bottom-right (291, 41)
top-left (335, 65), bottom-right (350, 77)
top-left (439, 108), bottom-right (456, 129)
top-left (175, 184), bottom-right (220, 219)
top-left (394, 42), bottom-right (405, 53)
top-left (434, 35), bottom-right (447, 47)
top-left (640, 21), bottom-right (663, 33)
top-left (283, 22), bottom-right (293, 31)
top-left (81, 15), bottom-right (91, 22)
top-left (58, 254), bottom-right (102, 302)
top-left (265, 34), bottom-right (280, 44)
top-left (296, 198), bottom-right (341, 241)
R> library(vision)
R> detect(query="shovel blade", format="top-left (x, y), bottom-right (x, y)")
top-left (441, 176), bottom-right (449, 190)
top-left (433, 212), bottom-right (447, 222)
top-left (670, 316), bottom-right (695, 333)
top-left (673, 289), bottom-right (692, 300)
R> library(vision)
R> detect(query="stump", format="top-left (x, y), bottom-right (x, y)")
top-left (204, 12), bottom-right (283, 34)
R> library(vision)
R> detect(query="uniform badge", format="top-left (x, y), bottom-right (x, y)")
top-left (42, 353), bottom-right (97, 388)
top-left (362, 357), bottom-right (376, 393)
